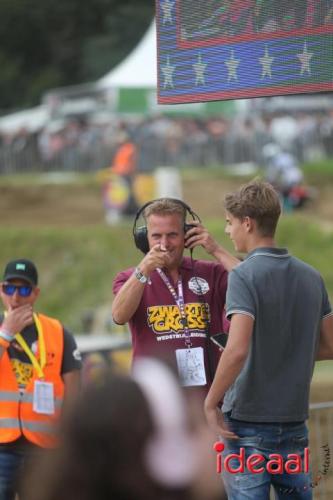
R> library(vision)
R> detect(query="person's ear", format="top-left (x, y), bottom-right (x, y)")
top-left (243, 216), bottom-right (252, 232)
top-left (244, 216), bottom-right (258, 233)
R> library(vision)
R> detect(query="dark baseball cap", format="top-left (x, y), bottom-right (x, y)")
top-left (3, 259), bottom-right (38, 286)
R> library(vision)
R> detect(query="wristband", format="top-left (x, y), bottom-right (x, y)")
top-left (0, 337), bottom-right (10, 349)
top-left (134, 267), bottom-right (148, 284)
top-left (0, 330), bottom-right (14, 343)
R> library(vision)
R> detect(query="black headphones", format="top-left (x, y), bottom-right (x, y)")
top-left (133, 198), bottom-right (201, 254)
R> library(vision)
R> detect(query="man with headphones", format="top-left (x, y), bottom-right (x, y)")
top-left (112, 198), bottom-right (238, 393)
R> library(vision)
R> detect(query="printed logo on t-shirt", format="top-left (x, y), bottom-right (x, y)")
top-left (11, 359), bottom-right (33, 389)
top-left (188, 277), bottom-right (209, 295)
top-left (73, 349), bottom-right (82, 361)
top-left (147, 302), bottom-right (210, 335)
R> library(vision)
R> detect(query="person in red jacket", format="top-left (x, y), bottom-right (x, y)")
top-left (0, 258), bottom-right (81, 500)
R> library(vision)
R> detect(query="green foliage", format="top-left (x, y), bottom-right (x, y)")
top-left (303, 159), bottom-right (333, 183)
top-left (0, 0), bottom-right (154, 110)
top-left (0, 223), bottom-right (134, 332)
top-left (277, 215), bottom-right (333, 293)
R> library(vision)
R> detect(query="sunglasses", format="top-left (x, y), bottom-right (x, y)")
top-left (2, 283), bottom-right (33, 297)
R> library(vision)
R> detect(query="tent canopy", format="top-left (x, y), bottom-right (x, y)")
top-left (96, 20), bottom-right (235, 116)
top-left (0, 105), bottom-right (48, 134)
top-left (97, 21), bottom-right (157, 90)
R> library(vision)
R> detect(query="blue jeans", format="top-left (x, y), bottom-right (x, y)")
top-left (221, 414), bottom-right (313, 500)
top-left (0, 449), bottom-right (25, 500)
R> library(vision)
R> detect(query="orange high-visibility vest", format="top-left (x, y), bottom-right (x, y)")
top-left (111, 142), bottom-right (137, 176)
top-left (0, 313), bottom-right (64, 448)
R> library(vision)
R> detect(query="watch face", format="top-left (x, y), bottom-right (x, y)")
top-left (135, 268), bottom-right (147, 283)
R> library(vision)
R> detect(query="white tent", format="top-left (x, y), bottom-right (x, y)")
top-left (97, 21), bottom-right (157, 90)
top-left (0, 105), bottom-right (48, 134)
top-left (96, 20), bottom-right (235, 116)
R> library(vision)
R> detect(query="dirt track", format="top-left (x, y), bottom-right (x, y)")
top-left (0, 183), bottom-right (105, 226)
top-left (1, 175), bottom-right (333, 227)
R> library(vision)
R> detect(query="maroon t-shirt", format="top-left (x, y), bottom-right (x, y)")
top-left (113, 257), bottom-right (229, 386)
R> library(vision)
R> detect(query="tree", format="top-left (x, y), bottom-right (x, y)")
top-left (0, 0), bottom-right (154, 111)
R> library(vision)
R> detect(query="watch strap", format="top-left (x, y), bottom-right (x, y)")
top-left (134, 267), bottom-right (148, 284)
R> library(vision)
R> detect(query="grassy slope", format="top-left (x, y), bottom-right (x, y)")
top-left (0, 164), bottom-right (332, 336)
top-left (0, 214), bottom-right (332, 334)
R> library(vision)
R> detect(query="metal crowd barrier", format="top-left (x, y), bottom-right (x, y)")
top-left (0, 130), bottom-right (331, 174)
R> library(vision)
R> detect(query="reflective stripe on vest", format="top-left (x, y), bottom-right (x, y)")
top-left (21, 420), bottom-right (57, 434)
top-left (20, 392), bottom-right (63, 409)
top-left (0, 391), bottom-right (21, 402)
top-left (0, 418), bottom-right (57, 435)
top-left (0, 391), bottom-right (62, 408)
top-left (0, 418), bottom-right (20, 429)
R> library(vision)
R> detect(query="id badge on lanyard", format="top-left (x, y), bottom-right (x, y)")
top-left (15, 313), bottom-right (55, 414)
top-left (157, 269), bottom-right (207, 387)
top-left (175, 347), bottom-right (207, 386)
top-left (33, 380), bottom-right (55, 415)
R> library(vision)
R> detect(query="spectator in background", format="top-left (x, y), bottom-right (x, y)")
top-left (110, 131), bottom-right (138, 215)
top-left (262, 142), bottom-right (307, 211)
top-left (24, 358), bottom-right (226, 500)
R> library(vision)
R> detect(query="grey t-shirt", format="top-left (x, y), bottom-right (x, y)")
top-left (223, 247), bottom-right (332, 423)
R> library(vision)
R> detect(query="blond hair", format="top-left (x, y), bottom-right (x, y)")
top-left (143, 198), bottom-right (186, 223)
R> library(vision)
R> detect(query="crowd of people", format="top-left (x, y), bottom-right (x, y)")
top-left (1, 108), bottom-right (333, 174)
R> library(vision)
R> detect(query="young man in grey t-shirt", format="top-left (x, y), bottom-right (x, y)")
top-left (204, 180), bottom-right (333, 499)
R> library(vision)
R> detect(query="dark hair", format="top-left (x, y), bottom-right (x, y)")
top-left (24, 373), bottom-right (191, 500)
top-left (224, 180), bottom-right (281, 237)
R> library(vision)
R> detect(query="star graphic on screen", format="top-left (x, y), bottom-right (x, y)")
top-left (297, 41), bottom-right (313, 75)
top-left (161, 0), bottom-right (174, 24)
top-left (259, 45), bottom-right (274, 78)
top-left (162, 56), bottom-right (175, 88)
top-left (225, 50), bottom-right (240, 82)
top-left (181, 27), bottom-right (188, 40)
top-left (193, 53), bottom-right (207, 86)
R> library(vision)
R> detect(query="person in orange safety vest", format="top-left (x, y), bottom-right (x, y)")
top-left (0, 259), bottom-right (81, 500)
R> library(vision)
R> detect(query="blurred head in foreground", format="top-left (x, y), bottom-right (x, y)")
top-left (25, 358), bottom-right (225, 500)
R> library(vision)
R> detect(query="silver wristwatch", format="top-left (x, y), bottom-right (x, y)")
top-left (134, 267), bottom-right (148, 284)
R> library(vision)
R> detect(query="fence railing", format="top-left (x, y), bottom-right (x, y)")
top-left (0, 127), bottom-right (331, 174)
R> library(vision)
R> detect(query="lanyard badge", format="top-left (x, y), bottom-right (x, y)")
top-left (157, 269), bottom-right (207, 386)
top-left (14, 313), bottom-right (55, 414)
